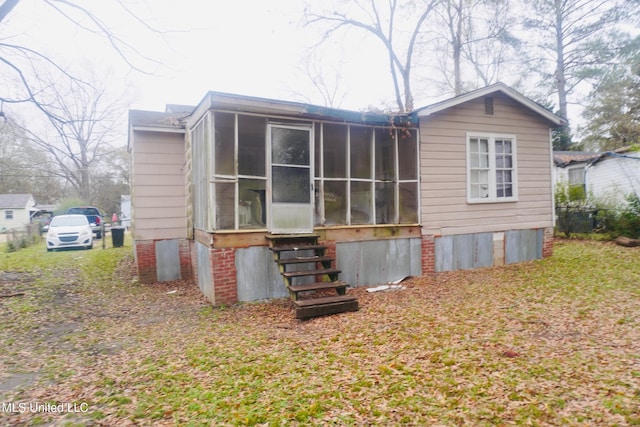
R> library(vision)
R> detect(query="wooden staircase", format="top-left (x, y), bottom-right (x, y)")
top-left (266, 235), bottom-right (359, 320)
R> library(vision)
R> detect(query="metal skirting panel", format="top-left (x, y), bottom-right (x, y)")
top-left (236, 246), bottom-right (288, 302)
top-left (155, 239), bottom-right (181, 281)
top-left (435, 233), bottom-right (493, 272)
top-left (336, 238), bottom-right (422, 287)
top-left (196, 241), bottom-right (215, 304)
top-left (505, 229), bottom-right (543, 264)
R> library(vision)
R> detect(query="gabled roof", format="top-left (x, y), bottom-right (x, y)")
top-left (0, 194), bottom-right (34, 209)
top-left (415, 82), bottom-right (567, 126)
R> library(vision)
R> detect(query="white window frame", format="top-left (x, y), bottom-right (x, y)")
top-left (466, 132), bottom-right (518, 204)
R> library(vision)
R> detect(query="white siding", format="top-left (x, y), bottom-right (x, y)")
top-left (131, 130), bottom-right (188, 240)
top-left (420, 94), bottom-right (554, 235)
top-left (587, 152), bottom-right (640, 205)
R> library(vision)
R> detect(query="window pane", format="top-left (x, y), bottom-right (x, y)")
top-left (272, 166), bottom-right (310, 203)
top-left (238, 179), bottom-right (266, 228)
top-left (398, 129), bottom-right (417, 180)
top-left (351, 181), bottom-right (372, 224)
top-left (323, 123), bottom-right (347, 178)
top-left (272, 128), bottom-right (310, 165)
top-left (350, 126), bottom-right (372, 178)
top-left (215, 182), bottom-right (235, 229)
top-left (375, 182), bottom-right (396, 224)
top-left (470, 170), bottom-right (489, 198)
top-left (238, 115), bottom-right (266, 176)
top-left (496, 170), bottom-right (513, 198)
top-left (214, 112), bottom-right (235, 176)
top-left (324, 181), bottom-right (347, 225)
top-left (399, 182), bottom-right (418, 223)
top-left (375, 128), bottom-right (396, 180)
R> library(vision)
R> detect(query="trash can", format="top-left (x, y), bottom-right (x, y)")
top-left (111, 226), bottom-right (125, 248)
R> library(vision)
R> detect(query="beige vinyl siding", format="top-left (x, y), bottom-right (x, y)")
top-left (420, 93), bottom-right (554, 236)
top-left (132, 130), bottom-right (187, 240)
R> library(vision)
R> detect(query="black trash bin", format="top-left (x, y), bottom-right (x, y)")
top-left (111, 226), bottom-right (125, 247)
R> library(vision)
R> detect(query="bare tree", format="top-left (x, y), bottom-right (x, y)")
top-left (9, 70), bottom-right (125, 202)
top-left (294, 49), bottom-right (348, 109)
top-left (305, 0), bottom-right (441, 112)
top-left (428, 0), bottom-right (519, 96)
top-left (1, 0), bottom-right (161, 124)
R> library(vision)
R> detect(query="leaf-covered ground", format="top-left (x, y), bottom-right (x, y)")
top-left (0, 238), bottom-right (639, 426)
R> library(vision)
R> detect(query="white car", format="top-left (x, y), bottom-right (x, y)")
top-left (46, 214), bottom-right (94, 251)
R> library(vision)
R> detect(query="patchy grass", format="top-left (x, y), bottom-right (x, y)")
top-left (1, 239), bottom-right (639, 426)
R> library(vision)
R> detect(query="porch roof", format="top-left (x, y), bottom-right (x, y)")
top-left (188, 91), bottom-right (415, 128)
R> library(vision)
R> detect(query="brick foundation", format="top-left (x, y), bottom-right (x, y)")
top-left (134, 240), bottom-right (157, 284)
top-left (421, 235), bottom-right (435, 275)
top-left (179, 240), bottom-right (193, 280)
top-left (543, 227), bottom-right (554, 258)
top-left (210, 247), bottom-right (238, 305)
top-left (134, 238), bottom-right (193, 284)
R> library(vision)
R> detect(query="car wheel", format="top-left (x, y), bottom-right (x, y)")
top-left (87, 243), bottom-right (93, 250)
top-left (47, 248), bottom-right (52, 252)
top-left (96, 232), bottom-right (102, 239)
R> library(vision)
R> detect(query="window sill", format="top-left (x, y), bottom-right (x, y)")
top-left (467, 197), bottom-right (518, 204)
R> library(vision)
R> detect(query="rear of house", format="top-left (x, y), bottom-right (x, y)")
top-left (128, 83), bottom-right (564, 307)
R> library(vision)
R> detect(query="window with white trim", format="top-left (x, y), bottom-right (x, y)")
top-left (467, 133), bottom-right (517, 202)
top-left (5, 210), bottom-right (13, 220)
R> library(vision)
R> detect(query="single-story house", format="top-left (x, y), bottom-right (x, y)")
top-left (554, 147), bottom-right (640, 206)
top-left (128, 82), bottom-right (565, 311)
top-left (0, 193), bottom-right (36, 231)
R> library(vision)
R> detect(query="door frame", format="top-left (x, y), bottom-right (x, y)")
top-left (267, 123), bottom-right (314, 234)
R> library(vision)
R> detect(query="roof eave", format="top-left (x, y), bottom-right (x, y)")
top-left (415, 83), bottom-right (567, 127)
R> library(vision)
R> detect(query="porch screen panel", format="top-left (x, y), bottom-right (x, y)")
top-left (214, 112), bottom-right (235, 176)
top-left (375, 182), bottom-right (396, 224)
top-left (399, 182), bottom-right (418, 223)
top-left (215, 182), bottom-right (235, 229)
top-left (238, 115), bottom-right (266, 176)
top-left (323, 123), bottom-right (347, 178)
top-left (324, 181), bottom-right (347, 225)
top-left (350, 126), bottom-right (372, 179)
top-left (375, 128), bottom-right (396, 180)
top-left (239, 179), bottom-right (266, 228)
top-left (192, 116), bottom-right (209, 230)
top-left (351, 181), bottom-right (372, 224)
top-left (398, 129), bottom-right (417, 180)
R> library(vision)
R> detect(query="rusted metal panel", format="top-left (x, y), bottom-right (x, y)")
top-left (435, 233), bottom-right (493, 272)
top-left (336, 238), bottom-right (421, 287)
top-left (236, 247), bottom-right (288, 301)
top-left (196, 241), bottom-right (215, 304)
top-left (155, 239), bottom-right (181, 281)
top-left (505, 229), bottom-right (543, 264)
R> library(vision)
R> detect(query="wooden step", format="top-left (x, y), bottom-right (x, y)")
top-left (277, 256), bottom-right (334, 265)
top-left (289, 281), bottom-right (347, 293)
top-left (270, 244), bottom-right (327, 253)
top-left (294, 295), bottom-right (359, 319)
top-left (282, 268), bottom-right (340, 278)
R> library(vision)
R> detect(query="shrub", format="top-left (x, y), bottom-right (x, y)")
top-left (614, 194), bottom-right (640, 238)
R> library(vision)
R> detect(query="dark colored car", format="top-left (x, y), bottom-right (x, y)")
top-left (66, 207), bottom-right (104, 239)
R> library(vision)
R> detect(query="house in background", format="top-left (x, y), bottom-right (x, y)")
top-left (553, 147), bottom-right (640, 206)
top-left (128, 83), bottom-right (565, 309)
top-left (0, 194), bottom-right (36, 231)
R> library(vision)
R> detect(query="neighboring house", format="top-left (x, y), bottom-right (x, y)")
top-left (0, 194), bottom-right (36, 231)
top-left (553, 147), bottom-right (640, 206)
top-left (128, 82), bottom-right (565, 306)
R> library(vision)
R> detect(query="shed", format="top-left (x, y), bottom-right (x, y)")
top-left (0, 194), bottom-right (36, 231)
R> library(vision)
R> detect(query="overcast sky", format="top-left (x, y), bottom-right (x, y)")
top-left (4, 0), bottom-right (403, 113)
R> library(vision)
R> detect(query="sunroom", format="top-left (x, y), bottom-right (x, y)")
top-left (187, 92), bottom-right (424, 303)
